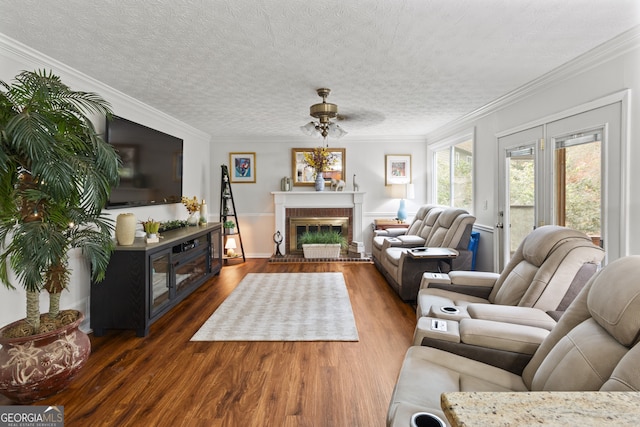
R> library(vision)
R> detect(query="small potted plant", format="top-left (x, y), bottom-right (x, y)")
top-left (141, 219), bottom-right (161, 243)
top-left (223, 220), bottom-right (236, 235)
top-left (298, 230), bottom-right (347, 259)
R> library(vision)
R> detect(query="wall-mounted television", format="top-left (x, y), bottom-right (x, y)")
top-left (105, 116), bottom-right (183, 209)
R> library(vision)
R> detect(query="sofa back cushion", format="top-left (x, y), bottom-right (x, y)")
top-left (522, 256), bottom-right (640, 391)
top-left (424, 208), bottom-right (475, 249)
top-left (406, 205), bottom-right (436, 235)
top-left (530, 318), bottom-right (628, 390)
top-left (489, 226), bottom-right (604, 310)
top-left (600, 344), bottom-right (640, 391)
top-left (416, 208), bottom-right (443, 240)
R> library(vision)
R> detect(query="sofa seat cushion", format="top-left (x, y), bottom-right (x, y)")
top-left (383, 247), bottom-right (405, 267)
top-left (388, 346), bottom-right (528, 425)
top-left (372, 235), bottom-right (400, 251)
top-left (416, 288), bottom-right (490, 317)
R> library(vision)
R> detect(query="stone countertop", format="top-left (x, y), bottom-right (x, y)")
top-left (441, 391), bottom-right (640, 426)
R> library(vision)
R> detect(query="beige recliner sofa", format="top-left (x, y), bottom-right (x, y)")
top-left (375, 207), bottom-right (476, 301)
top-left (371, 205), bottom-right (443, 262)
top-left (416, 225), bottom-right (604, 318)
top-left (387, 255), bottom-right (640, 427)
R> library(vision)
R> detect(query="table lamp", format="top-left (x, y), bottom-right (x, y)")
top-left (391, 183), bottom-right (415, 222)
top-left (225, 237), bottom-right (237, 257)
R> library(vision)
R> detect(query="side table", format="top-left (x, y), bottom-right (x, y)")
top-left (374, 218), bottom-right (408, 230)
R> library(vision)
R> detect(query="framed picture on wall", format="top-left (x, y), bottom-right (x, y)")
top-left (385, 154), bottom-right (412, 185)
top-left (291, 147), bottom-right (346, 186)
top-left (229, 152), bottom-right (256, 183)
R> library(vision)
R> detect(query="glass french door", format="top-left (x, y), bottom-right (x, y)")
top-left (553, 131), bottom-right (602, 246)
top-left (497, 126), bottom-right (543, 270)
top-left (498, 102), bottom-right (622, 270)
top-left (546, 102), bottom-right (621, 263)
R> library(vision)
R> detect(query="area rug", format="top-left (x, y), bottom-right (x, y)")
top-left (190, 272), bottom-right (359, 341)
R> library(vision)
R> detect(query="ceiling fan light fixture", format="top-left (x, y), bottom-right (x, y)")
top-left (300, 122), bottom-right (317, 136)
top-left (327, 122), bottom-right (347, 138)
top-left (301, 88), bottom-right (347, 139)
top-left (310, 101), bottom-right (338, 121)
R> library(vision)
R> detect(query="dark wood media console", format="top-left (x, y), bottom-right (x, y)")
top-left (91, 222), bottom-right (223, 337)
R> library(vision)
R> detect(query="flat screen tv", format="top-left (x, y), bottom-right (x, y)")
top-left (105, 116), bottom-right (183, 209)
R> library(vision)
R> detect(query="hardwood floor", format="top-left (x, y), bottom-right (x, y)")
top-left (5, 260), bottom-right (417, 426)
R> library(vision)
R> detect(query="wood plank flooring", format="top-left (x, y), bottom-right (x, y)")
top-left (3, 260), bottom-right (417, 426)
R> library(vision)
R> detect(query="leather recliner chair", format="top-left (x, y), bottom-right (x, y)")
top-left (416, 225), bottom-right (605, 318)
top-left (387, 255), bottom-right (640, 427)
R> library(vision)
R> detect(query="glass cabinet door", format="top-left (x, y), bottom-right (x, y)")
top-left (174, 249), bottom-right (208, 294)
top-left (150, 251), bottom-right (171, 315)
top-left (209, 230), bottom-right (222, 273)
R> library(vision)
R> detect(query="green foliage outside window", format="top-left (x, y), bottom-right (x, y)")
top-left (435, 139), bottom-right (473, 212)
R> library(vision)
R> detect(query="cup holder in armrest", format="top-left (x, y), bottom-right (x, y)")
top-left (440, 306), bottom-right (460, 314)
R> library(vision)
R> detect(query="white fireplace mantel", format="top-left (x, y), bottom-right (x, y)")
top-left (272, 191), bottom-right (365, 254)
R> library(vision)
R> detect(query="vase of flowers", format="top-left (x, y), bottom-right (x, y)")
top-left (181, 196), bottom-right (200, 225)
top-left (304, 146), bottom-right (336, 192)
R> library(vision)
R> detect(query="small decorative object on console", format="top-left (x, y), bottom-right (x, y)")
top-left (141, 218), bottom-right (161, 243)
top-left (182, 196), bottom-right (200, 225)
top-left (116, 213), bottom-right (136, 246)
top-left (199, 199), bottom-right (208, 225)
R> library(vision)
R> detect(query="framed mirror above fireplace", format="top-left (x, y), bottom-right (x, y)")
top-left (291, 147), bottom-right (346, 186)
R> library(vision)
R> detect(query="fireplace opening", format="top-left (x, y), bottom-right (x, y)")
top-left (289, 217), bottom-right (349, 253)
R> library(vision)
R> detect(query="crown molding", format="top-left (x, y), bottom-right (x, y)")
top-left (426, 25), bottom-right (640, 143)
top-left (0, 33), bottom-right (210, 141)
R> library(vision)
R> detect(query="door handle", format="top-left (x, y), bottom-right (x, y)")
top-left (496, 211), bottom-right (504, 229)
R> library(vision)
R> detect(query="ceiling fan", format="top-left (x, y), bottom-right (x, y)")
top-left (300, 88), bottom-right (348, 139)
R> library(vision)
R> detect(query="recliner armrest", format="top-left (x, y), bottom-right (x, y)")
top-left (428, 305), bottom-right (470, 321)
top-left (396, 235), bottom-right (426, 246)
top-left (424, 273), bottom-right (495, 299)
top-left (419, 272), bottom-right (452, 290)
top-left (449, 270), bottom-right (500, 286)
top-left (467, 304), bottom-right (557, 330)
top-left (459, 318), bottom-right (549, 355)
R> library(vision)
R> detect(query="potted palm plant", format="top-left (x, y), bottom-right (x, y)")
top-left (0, 70), bottom-right (120, 402)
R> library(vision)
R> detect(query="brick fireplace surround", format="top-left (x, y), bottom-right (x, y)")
top-left (272, 191), bottom-right (365, 256)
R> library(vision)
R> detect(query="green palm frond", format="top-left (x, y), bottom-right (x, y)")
top-left (0, 70), bottom-right (120, 326)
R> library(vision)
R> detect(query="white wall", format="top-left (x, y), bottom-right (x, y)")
top-left (426, 28), bottom-right (640, 271)
top-left (209, 136), bottom-right (428, 257)
top-left (0, 35), bottom-right (211, 329)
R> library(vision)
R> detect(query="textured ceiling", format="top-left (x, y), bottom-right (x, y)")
top-left (0, 0), bottom-right (639, 138)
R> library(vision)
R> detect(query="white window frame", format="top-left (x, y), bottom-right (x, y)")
top-left (428, 128), bottom-right (475, 212)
